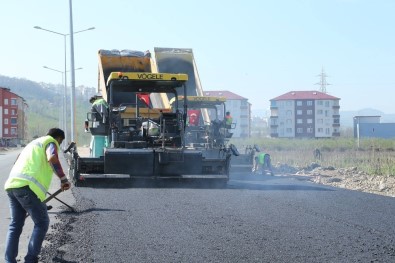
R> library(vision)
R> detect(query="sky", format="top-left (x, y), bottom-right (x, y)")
top-left (1, 0), bottom-right (394, 114)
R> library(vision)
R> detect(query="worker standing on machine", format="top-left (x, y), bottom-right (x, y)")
top-left (224, 111), bottom-right (233, 129)
top-left (90, 95), bottom-right (108, 125)
top-left (4, 128), bottom-right (71, 263)
top-left (86, 96), bottom-right (109, 157)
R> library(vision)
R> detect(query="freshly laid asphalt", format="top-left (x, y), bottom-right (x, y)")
top-left (2, 148), bottom-right (395, 262)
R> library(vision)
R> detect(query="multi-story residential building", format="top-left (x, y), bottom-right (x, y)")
top-left (0, 87), bottom-right (27, 146)
top-left (270, 90), bottom-right (340, 138)
top-left (204, 90), bottom-right (251, 138)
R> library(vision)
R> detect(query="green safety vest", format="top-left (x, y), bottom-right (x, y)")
top-left (258, 152), bottom-right (267, 164)
top-left (225, 115), bottom-right (233, 125)
top-left (4, 135), bottom-right (59, 201)
top-left (92, 98), bottom-right (108, 108)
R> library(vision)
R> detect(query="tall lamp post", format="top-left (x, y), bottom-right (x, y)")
top-left (34, 25), bottom-right (94, 143)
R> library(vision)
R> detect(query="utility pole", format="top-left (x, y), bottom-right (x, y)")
top-left (315, 67), bottom-right (330, 93)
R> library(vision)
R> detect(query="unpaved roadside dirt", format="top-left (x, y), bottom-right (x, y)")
top-left (275, 163), bottom-right (395, 198)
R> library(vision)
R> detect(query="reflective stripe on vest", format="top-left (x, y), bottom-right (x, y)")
top-left (4, 135), bottom-right (59, 201)
top-left (8, 173), bottom-right (47, 194)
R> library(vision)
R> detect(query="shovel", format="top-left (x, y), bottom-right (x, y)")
top-left (26, 189), bottom-right (64, 218)
top-left (46, 190), bottom-right (77, 212)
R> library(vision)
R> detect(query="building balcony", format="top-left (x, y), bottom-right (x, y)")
top-left (332, 132), bottom-right (340, 137)
top-left (270, 133), bottom-right (278, 137)
top-left (333, 114), bottom-right (340, 118)
top-left (332, 105), bottom-right (340, 109)
top-left (332, 123), bottom-right (340, 127)
top-left (270, 124), bottom-right (278, 128)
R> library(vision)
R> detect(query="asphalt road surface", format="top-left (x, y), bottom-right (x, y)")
top-left (2, 150), bottom-right (395, 262)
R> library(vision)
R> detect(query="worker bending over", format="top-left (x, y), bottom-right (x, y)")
top-left (254, 152), bottom-right (274, 176)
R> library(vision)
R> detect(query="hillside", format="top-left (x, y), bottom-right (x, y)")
top-left (0, 75), bottom-right (92, 145)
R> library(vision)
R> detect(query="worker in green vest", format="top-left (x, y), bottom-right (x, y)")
top-left (224, 111), bottom-right (233, 128)
top-left (254, 151), bottom-right (274, 176)
top-left (90, 95), bottom-right (109, 124)
top-left (4, 128), bottom-right (71, 263)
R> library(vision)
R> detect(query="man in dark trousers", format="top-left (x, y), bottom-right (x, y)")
top-left (4, 128), bottom-right (71, 263)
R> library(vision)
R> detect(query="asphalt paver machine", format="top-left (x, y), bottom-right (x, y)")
top-left (68, 72), bottom-right (233, 186)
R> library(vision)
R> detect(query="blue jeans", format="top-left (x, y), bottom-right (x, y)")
top-left (5, 186), bottom-right (49, 263)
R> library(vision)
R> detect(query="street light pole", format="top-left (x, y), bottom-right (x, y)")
top-left (34, 23), bottom-right (95, 143)
top-left (69, 0), bottom-right (76, 143)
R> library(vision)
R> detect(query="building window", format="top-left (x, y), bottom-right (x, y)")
top-left (11, 109), bottom-right (16, 115)
top-left (325, 128), bottom-right (330, 135)
top-left (307, 118), bottom-right (313, 124)
top-left (307, 100), bottom-right (313, 106)
top-left (296, 100), bottom-right (303, 106)
top-left (325, 110), bottom-right (330, 117)
top-left (4, 118), bottom-right (8, 125)
top-left (297, 128), bottom-right (303, 133)
top-left (11, 128), bottom-right (17, 135)
top-left (307, 127), bottom-right (313, 133)
top-left (4, 109), bottom-right (8, 115)
top-left (297, 119), bottom-right (303, 124)
top-left (317, 100), bottom-right (323, 106)
top-left (4, 128), bottom-right (8, 135)
top-left (297, 110), bottom-right (302, 115)
top-left (317, 128), bottom-right (323, 133)
top-left (11, 99), bottom-right (17, 105)
top-left (286, 110), bottom-right (292, 116)
top-left (10, 118), bottom-right (17, 125)
top-left (325, 101), bottom-right (330, 107)
top-left (307, 110), bottom-right (312, 115)
top-left (4, 99), bottom-right (9, 105)
top-left (286, 101), bottom-right (292, 106)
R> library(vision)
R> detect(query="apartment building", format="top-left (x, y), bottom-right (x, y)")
top-left (0, 87), bottom-right (27, 146)
top-left (204, 90), bottom-right (251, 138)
top-left (270, 90), bottom-right (340, 138)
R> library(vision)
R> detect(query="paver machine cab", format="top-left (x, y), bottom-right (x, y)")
top-left (68, 51), bottom-right (232, 186)
top-left (171, 95), bottom-right (239, 156)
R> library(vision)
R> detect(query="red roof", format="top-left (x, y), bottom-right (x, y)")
top-left (204, 90), bottom-right (247, 100)
top-left (271, 90), bottom-right (340, 101)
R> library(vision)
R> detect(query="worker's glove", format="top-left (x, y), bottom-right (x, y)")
top-left (61, 178), bottom-right (71, 191)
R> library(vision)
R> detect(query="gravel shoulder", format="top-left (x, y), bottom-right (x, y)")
top-left (277, 163), bottom-right (395, 198)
